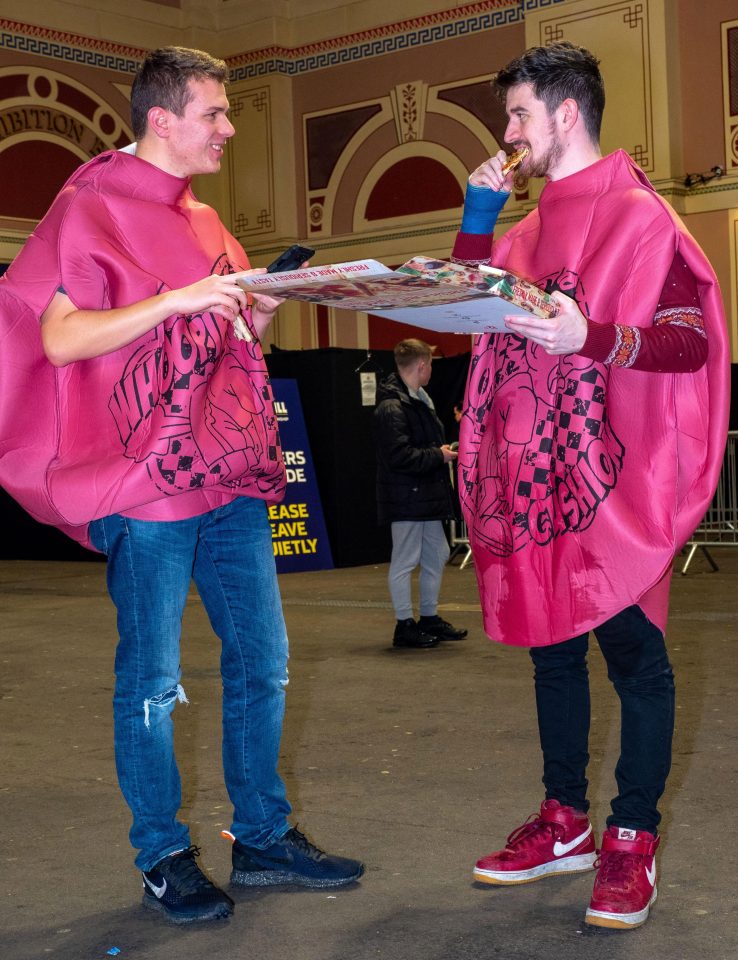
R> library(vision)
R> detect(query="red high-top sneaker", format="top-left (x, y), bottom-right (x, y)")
top-left (474, 799), bottom-right (596, 885)
top-left (585, 827), bottom-right (660, 929)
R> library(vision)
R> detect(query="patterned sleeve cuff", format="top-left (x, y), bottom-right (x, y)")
top-left (579, 320), bottom-right (641, 367)
top-left (605, 326), bottom-right (641, 367)
top-left (654, 305), bottom-right (706, 337)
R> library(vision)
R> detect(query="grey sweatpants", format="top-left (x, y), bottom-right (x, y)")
top-left (389, 520), bottom-right (450, 620)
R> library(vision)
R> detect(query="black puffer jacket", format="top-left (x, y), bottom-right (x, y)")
top-left (374, 373), bottom-right (454, 524)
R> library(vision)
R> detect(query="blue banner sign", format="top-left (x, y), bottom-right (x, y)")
top-left (270, 378), bottom-right (333, 573)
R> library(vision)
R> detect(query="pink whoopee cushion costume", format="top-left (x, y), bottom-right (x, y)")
top-left (0, 151), bottom-right (286, 549)
top-left (453, 151), bottom-right (730, 647)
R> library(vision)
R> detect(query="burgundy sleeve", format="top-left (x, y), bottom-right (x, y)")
top-left (579, 251), bottom-right (707, 372)
top-left (451, 230), bottom-right (494, 265)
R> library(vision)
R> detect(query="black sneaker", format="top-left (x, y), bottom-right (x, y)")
top-left (142, 846), bottom-right (233, 924)
top-left (392, 618), bottom-right (439, 648)
top-left (418, 615), bottom-right (467, 641)
top-left (228, 827), bottom-right (364, 888)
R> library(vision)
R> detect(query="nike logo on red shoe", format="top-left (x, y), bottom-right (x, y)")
top-left (553, 825), bottom-right (592, 857)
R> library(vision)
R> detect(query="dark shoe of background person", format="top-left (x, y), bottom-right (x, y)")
top-left (418, 614), bottom-right (468, 641)
top-left (142, 845), bottom-right (234, 924)
top-left (392, 618), bottom-right (440, 648)
top-left (227, 827), bottom-right (365, 888)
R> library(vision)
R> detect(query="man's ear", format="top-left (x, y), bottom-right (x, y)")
top-left (558, 97), bottom-right (579, 132)
top-left (147, 106), bottom-right (171, 140)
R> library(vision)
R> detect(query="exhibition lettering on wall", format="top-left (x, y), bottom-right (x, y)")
top-left (270, 378), bottom-right (333, 573)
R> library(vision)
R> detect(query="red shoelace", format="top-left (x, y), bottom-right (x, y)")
top-left (594, 851), bottom-right (642, 893)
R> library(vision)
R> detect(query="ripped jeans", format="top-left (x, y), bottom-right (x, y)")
top-left (89, 497), bottom-right (291, 871)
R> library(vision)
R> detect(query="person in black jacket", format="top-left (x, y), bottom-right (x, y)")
top-left (375, 339), bottom-right (467, 648)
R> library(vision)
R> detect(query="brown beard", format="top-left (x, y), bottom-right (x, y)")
top-left (522, 119), bottom-right (564, 178)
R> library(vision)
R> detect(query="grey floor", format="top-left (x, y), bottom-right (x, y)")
top-left (2, 550), bottom-right (736, 960)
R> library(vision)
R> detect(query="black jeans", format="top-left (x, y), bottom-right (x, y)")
top-left (529, 605), bottom-right (675, 834)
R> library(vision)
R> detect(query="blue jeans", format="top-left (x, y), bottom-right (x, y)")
top-left (89, 497), bottom-right (291, 871)
top-left (529, 605), bottom-right (675, 834)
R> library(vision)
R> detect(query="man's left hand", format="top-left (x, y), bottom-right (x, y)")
top-left (244, 257), bottom-right (312, 332)
top-left (504, 291), bottom-right (588, 355)
top-left (251, 291), bottom-right (284, 317)
top-left (234, 267), bottom-right (285, 338)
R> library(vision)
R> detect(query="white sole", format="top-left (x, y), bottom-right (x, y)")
top-left (474, 851), bottom-right (597, 886)
top-left (585, 887), bottom-right (657, 929)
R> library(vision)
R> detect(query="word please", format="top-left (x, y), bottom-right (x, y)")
top-left (268, 503), bottom-right (309, 519)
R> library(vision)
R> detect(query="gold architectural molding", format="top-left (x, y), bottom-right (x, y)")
top-left (723, 20), bottom-right (738, 176)
top-left (0, 65), bottom-right (131, 158)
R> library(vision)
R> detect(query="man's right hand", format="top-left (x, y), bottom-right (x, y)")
top-left (441, 444), bottom-right (458, 463)
top-left (469, 150), bottom-right (516, 193)
top-left (41, 273), bottom-right (251, 367)
top-left (167, 273), bottom-right (248, 321)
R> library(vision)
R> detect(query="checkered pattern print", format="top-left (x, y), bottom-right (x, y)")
top-left (515, 367), bottom-right (606, 500)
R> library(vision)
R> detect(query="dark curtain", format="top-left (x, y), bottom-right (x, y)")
top-left (266, 346), bottom-right (471, 567)
top-left (9, 350), bottom-right (738, 563)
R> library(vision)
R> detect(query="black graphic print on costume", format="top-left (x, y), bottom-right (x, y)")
top-left (460, 269), bottom-right (625, 558)
top-left (108, 255), bottom-right (282, 498)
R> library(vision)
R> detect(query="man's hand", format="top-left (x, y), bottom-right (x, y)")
top-left (170, 270), bottom-right (285, 332)
top-left (469, 150), bottom-right (516, 194)
top-left (40, 268), bottom-right (285, 367)
top-left (166, 273), bottom-right (248, 321)
top-left (249, 258), bottom-right (314, 337)
top-left (172, 268), bottom-right (287, 340)
top-left (236, 266), bottom-right (289, 338)
top-left (441, 444), bottom-right (458, 463)
top-left (504, 291), bottom-right (588, 355)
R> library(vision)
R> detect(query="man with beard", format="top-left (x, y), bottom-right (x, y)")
top-left (452, 42), bottom-right (728, 929)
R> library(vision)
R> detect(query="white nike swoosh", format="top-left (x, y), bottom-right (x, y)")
top-left (645, 861), bottom-right (657, 886)
top-left (143, 875), bottom-right (167, 899)
top-left (553, 825), bottom-right (592, 857)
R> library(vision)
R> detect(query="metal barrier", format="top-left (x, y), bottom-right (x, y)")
top-left (448, 517), bottom-right (473, 569)
top-left (447, 432), bottom-right (738, 575)
top-left (681, 431), bottom-right (738, 574)
top-left (447, 457), bottom-right (473, 568)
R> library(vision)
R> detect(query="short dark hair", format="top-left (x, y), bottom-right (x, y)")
top-left (394, 339), bottom-right (433, 369)
top-left (130, 46), bottom-right (229, 140)
top-left (494, 41), bottom-right (605, 143)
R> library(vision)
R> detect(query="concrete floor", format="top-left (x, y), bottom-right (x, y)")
top-left (2, 550), bottom-right (737, 960)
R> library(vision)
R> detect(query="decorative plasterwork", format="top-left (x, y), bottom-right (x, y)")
top-left (352, 142), bottom-right (469, 234)
top-left (531, 0), bottom-right (656, 173)
top-left (724, 20), bottom-right (738, 176)
top-left (2, 2), bottom-right (567, 79)
top-left (390, 82), bottom-right (428, 144)
top-left (730, 212), bottom-right (738, 359)
top-left (0, 19), bottom-right (143, 74)
top-left (229, 1), bottom-right (564, 80)
top-left (304, 98), bottom-right (392, 239)
top-left (0, 65), bottom-right (132, 158)
top-left (303, 72), bottom-right (519, 243)
top-left (226, 86), bottom-right (275, 243)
